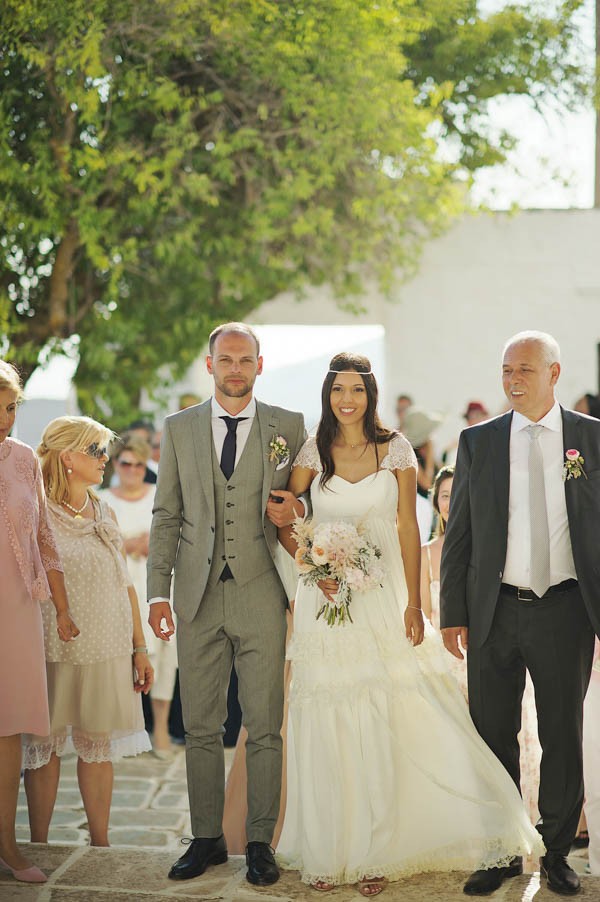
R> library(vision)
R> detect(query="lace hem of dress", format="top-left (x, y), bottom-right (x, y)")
top-left (23, 728), bottom-right (151, 768)
top-left (277, 834), bottom-right (544, 886)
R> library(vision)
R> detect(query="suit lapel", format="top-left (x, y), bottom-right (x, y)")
top-left (256, 401), bottom-right (280, 512)
top-left (191, 401), bottom-right (216, 521)
top-left (561, 406), bottom-right (582, 527)
top-left (490, 411), bottom-right (512, 530)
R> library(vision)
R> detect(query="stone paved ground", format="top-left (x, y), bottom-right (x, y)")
top-left (3, 746), bottom-right (599, 902)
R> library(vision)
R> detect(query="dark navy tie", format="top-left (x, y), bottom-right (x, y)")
top-left (220, 416), bottom-right (247, 480)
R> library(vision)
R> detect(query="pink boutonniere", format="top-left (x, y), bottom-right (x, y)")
top-left (563, 449), bottom-right (587, 481)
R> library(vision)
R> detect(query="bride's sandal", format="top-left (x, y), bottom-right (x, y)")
top-left (357, 876), bottom-right (387, 897)
top-left (312, 880), bottom-right (335, 892)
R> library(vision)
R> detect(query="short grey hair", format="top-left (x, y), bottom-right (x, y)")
top-left (503, 331), bottom-right (561, 366)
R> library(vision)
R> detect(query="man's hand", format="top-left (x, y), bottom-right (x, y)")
top-left (441, 626), bottom-right (469, 660)
top-left (148, 601), bottom-right (175, 641)
top-left (266, 490), bottom-right (304, 527)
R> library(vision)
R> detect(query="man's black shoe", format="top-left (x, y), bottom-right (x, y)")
top-left (168, 835), bottom-right (228, 880)
top-left (246, 841), bottom-right (280, 886)
top-left (463, 857), bottom-right (523, 895)
top-left (540, 853), bottom-right (581, 895)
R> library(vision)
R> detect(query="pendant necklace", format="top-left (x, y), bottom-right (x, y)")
top-left (62, 496), bottom-right (89, 519)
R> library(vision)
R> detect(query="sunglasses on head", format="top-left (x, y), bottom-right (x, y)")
top-left (84, 443), bottom-right (108, 459)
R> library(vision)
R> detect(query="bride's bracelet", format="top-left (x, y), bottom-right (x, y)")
top-left (406, 605), bottom-right (423, 613)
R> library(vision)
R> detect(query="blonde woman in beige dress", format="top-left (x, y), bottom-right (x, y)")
top-left (23, 416), bottom-right (153, 847)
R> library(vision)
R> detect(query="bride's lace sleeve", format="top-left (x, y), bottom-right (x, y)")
top-left (292, 436), bottom-right (322, 472)
top-left (382, 434), bottom-right (418, 472)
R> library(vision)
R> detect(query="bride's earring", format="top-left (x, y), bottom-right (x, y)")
top-left (67, 467), bottom-right (73, 475)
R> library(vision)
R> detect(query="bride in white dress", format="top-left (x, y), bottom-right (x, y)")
top-left (276, 353), bottom-right (542, 896)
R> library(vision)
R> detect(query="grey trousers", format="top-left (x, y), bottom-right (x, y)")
top-left (177, 567), bottom-right (287, 842)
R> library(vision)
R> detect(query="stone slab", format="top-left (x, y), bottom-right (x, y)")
top-left (109, 809), bottom-right (186, 829)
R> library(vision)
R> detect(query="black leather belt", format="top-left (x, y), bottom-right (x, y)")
top-left (500, 579), bottom-right (578, 601)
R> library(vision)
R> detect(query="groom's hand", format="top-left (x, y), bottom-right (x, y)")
top-left (148, 601), bottom-right (175, 641)
top-left (441, 626), bottom-right (469, 660)
top-left (266, 490), bottom-right (304, 527)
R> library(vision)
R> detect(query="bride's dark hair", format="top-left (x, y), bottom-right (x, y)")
top-left (316, 352), bottom-right (398, 488)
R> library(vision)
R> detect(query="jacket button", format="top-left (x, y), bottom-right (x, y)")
top-left (208, 558), bottom-right (211, 564)
top-left (225, 519), bottom-right (233, 525)
top-left (210, 526), bottom-right (215, 533)
top-left (227, 485), bottom-right (235, 491)
top-left (228, 556), bottom-right (236, 560)
top-left (226, 502), bottom-right (234, 508)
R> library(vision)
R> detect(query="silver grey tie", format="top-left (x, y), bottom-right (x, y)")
top-left (527, 424), bottom-right (550, 597)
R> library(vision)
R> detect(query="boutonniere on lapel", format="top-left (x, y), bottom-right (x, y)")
top-left (563, 449), bottom-right (587, 481)
top-left (268, 434), bottom-right (290, 469)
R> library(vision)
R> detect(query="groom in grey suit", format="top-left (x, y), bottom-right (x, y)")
top-left (147, 322), bottom-right (306, 885)
top-left (441, 331), bottom-right (600, 897)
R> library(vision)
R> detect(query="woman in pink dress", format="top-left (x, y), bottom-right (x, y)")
top-left (0, 361), bottom-right (78, 885)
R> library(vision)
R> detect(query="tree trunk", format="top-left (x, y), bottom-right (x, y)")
top-left (48, 219), bottom-right (79, 334)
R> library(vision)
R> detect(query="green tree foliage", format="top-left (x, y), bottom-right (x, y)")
top-left (0, 0), bottom-right (590, 423)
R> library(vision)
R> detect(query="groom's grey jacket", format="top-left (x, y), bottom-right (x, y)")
top-left (440, 407), bottom-right (600, 648)
top-left (147, 399), bottom-right (306, 623)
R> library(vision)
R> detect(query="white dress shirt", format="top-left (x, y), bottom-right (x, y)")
top-left (503, 400), bottom-right (576, 588)
top-left (210, 396), bottom-right (256, 465)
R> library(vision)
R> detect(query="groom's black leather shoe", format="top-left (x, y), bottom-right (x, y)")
top-left (540, 853), bottom-right (581, 895)
top-left (463, 856), bottom-right (523, 895)
top-left (168, 835), bottom-right (228, 880)
top-left (246, 841), bottom-right (280, 886)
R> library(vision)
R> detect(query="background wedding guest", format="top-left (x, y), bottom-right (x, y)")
top-left (0, 361), bottom-right (78, 885)
top-left (401, 407), bottom-right (442, 541)
top-left (395, 393), bottom-right (413, 430)
top-left (148, 430), bottom-right (162, 479)
top-left (123, 421), bottom-right (158, 484)
top-left (574, 393), bottom-right (600, 419)
top-left (442, 400), bottom-right (490, 465)
top-left (100, 434), bottom-right (178, 757)
top-left (24, 416), bottom-right (153, 848)
top-left (420, 466), bottom-right (467, 698)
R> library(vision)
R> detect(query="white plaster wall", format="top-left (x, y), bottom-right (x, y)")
top-left (252, 210), bottom-right (600, 449)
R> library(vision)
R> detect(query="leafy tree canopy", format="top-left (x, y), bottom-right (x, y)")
top-left (0, 0), bottom-right (589, 424)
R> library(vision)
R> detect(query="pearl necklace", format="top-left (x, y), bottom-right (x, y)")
top-left (62, 496), bottom-right (89, 519)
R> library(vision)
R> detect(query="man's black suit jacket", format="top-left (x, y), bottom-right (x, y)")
top-left (440, 407), bottom-right (600, 648)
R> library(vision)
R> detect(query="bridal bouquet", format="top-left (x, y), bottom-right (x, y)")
top-left (292, 519), bottom-right (384, 626)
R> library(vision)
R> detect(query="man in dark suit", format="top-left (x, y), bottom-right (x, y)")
top-left (441, 331), bottom-right (600, 896)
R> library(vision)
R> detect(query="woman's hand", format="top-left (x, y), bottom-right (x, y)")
top-left (317, 578), bottom-right (339, 603)
top-left (56, 610), bottom-right (80, 642)
top-left (133, 652), bottom-right (154, 694)
top-left (404, 607), bottom-right (424, 646)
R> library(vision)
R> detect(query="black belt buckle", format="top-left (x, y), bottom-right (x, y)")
top-left (517, 586), bottom-right (535, 602)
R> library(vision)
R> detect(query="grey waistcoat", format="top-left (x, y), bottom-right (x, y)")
top-left (207, 417), bottom-right (274, 588)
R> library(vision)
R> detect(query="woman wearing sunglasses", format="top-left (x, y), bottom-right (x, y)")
top-left (23, 416), bottom-right (153, 847)
top-left (101, 433), bottom-right (178, 758)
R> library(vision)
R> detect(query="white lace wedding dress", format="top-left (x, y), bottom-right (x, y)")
top-left (277, 435), bottom-right (543, 886)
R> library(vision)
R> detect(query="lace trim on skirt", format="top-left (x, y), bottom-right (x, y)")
top-left (277, 833), bottom-right (544, 886)
top-left (23, 727), bottom-right (151, 768)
